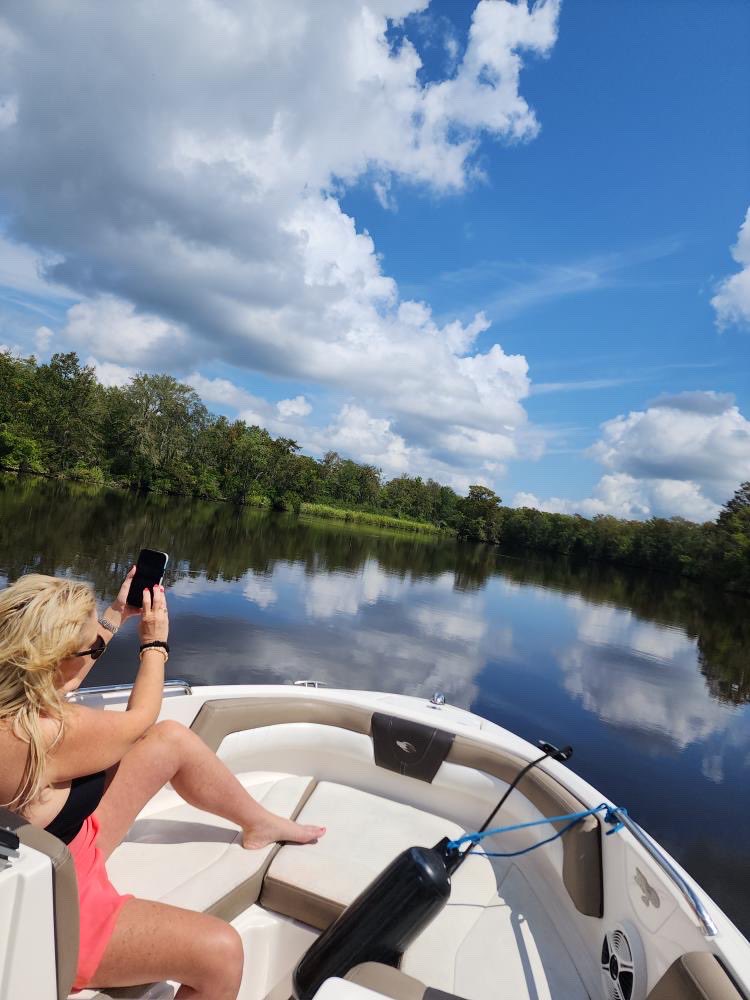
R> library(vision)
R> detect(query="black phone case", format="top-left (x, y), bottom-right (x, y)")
top-left (126, 552), bottom-right (168, 608)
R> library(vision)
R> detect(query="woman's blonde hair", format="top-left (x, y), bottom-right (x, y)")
top-left (0, 574), bottom-right (95, 812)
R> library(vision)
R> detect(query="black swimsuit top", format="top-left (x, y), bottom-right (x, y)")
top-left (44, 770), bottom-right (107, 844)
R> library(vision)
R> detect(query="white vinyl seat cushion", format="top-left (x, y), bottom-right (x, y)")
top-left (261, 781), bottom-right (497, 930)
top-left (107, 771), bottom-right (314, 914)
top-left (70, 772), bottom-right (314, 999)
top-left (401, 865), bottom-right (588, 1000)
top-left (314, 978), bottom-right (401, 1000)
top-left (261, 781), bottom-right (588, 1000)
top-left (80, 776), bottom-right (588, 1000)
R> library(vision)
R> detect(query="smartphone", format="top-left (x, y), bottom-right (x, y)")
top-left (126, 549), bottom-right (169, 608)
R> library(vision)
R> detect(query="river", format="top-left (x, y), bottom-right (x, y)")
top-left (1, 473), bottom-right (749, 932)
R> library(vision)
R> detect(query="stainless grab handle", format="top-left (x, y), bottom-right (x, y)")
top-left (68, 678), bottom-right (192, 701)
top-left (609, 807), bottom-right (718, 937)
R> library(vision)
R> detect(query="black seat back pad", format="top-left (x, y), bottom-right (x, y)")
top-left (371, 713), bottom-right (454, 783)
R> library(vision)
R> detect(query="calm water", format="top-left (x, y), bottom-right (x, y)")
top-left (2, 474), bottom-right (749, 931)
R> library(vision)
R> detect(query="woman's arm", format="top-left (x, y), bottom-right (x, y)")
top-left (56, 568), bottom-right (141, 695)
top-left (125, 583), bottom-right (169, 717)
top-left (98, 565), bottom-right (140, 644)
top-left (47, 585), bottom-right (170, 779)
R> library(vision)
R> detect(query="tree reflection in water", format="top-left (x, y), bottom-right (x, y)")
top-left (3, 473), bottom-right (750, 932)
top-left (0, 473), bottom-right (747, 704)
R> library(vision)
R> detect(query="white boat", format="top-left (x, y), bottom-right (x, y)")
top-left (1, 679), bottom-right (748, 1000)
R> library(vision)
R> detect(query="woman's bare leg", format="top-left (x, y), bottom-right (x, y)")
top-left (94, 720), bottom-right (324, 859)
top-left (87, 898), bottom-right (243, 1000)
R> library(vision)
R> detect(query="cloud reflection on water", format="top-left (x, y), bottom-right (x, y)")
top-left (168, 558), bottom-right (494, 709)
top-left (303, 558), bottom-right (412, 620)
top-left (3, 474), bottom-right (750, 932)
top-left (560, 598), bottom-right (739, 752)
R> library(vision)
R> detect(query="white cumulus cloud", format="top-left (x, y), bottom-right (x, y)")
top-left (34, 324), bottom-right (53, 357)
top-left (186, 372), bottom-right (265, 414)
top-left (65, 298), bottom-right (188, 367)
top-left (514, 391), bottom-right (750, 521)
top-left (276, 395), bottom-right (311, 419)
top-left (317, 405), bottom-right (412, 475)
top-left (712, 206), bottom-right (750, 329)
top-left (0, 0), bottom-right (559, 489)
top-left (86, 356), bottom-right (137, 388)
top-left (560, 599), bottom-right (737, 750)
top-left (0, 94), bottom-right (17, 129)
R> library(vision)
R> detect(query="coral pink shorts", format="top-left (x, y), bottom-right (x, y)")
top-left (68, 813), bottom-right (133, 992)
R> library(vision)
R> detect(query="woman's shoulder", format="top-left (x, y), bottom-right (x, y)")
top-left (0, 715), bottom-right (25, 746)
top-left (0, 709), bottom-right (74, 809)
top-left (0, 721), bottom-right (32, 806)
top-left (0, 708), bottom-right (65, 749)
top-left (0, 711), bottom-right (65, 760)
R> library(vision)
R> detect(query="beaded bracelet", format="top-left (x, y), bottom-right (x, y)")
top-left (139, 646), bottom-right (169, 663)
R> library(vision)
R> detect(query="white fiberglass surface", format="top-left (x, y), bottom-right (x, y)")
top-left (72, 688), bottom-right (750, 998)
top-left (1, 846), bottom-right (57, 1000)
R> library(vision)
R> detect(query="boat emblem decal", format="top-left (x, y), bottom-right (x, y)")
top-left (634, 868), bottom-right (660, 908)
top-left (396, 740), bottom-right (417, 754)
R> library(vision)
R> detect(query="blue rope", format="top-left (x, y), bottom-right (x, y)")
top-left (447, 803), bottom-right (626, 859)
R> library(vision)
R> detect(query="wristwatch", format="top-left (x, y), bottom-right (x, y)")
top-left (98, 616), bottom-right (119, 635)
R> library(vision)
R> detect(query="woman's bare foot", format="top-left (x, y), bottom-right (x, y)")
top-left (242, 814), bottom-right (326, 850)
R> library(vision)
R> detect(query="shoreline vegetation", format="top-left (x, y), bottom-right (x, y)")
top-left (299, 503), bottom-right (441, 535)
top-left (228, 494), bottom-right (443, 535)
top-left (3, 474), bottom-right (747, 705)
top-left (1, 351), bottom-right (749, 593)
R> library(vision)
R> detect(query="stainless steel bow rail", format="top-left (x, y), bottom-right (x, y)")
top-left (608, 807), bottom-right (718, 937)
top-left (68, 678), bottom-right (193, 702)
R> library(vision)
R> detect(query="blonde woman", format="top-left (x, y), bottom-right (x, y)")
top-left (0, 571), bottom-right (325, 999)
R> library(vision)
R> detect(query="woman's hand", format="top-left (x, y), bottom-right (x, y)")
top-left (139, 585), bottom-right (169, 644)
top-left (109, 566), bottom-right (141, 624)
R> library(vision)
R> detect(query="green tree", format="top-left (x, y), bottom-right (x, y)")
top-left (33, 353), bottom-right (104, 472)
top-left (103, 374), bottom-right (209, 490)
top-left (456, 485), bottom-right (503, 543)
top-left (2, 348), bottom-right (750, 593)
top-left (0, 351), bottom-right (42, 471)
top-left (380, 475), bottom-right (435, 521)
top-left (718, 482), bottom-right (750, 524)
top-left (266, 437), bottom-right (305, 511)
top-left (318, 452), bottom-right (381, 508)
top-left (714, 483), bottom-right (750, 592)
top-left (196, 419), bottom-right (275, 503)
top-left (0, 426), bottom-right (45, 472)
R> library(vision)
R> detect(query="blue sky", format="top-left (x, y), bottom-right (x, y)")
top-left (346, 0), bottom-right (750, 505)
top-left (0, 0), bottom-right (748, 520)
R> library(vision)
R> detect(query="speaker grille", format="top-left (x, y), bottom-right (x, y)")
top-left (600, 925), bottom-right (642, 1000)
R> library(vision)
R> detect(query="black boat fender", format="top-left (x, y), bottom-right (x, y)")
top-left (292, 741), bottom-right (576, 1000)
top-left (293, 837), bottom-right (460, 1000)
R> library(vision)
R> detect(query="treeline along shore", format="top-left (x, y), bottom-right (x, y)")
top-left (2, 350), bottom-right (749, 593)
top-left (1, 474), bottom-right (747, 704)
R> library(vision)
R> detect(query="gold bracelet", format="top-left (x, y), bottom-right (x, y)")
top-left (139, 646), bottom-right (169, 663)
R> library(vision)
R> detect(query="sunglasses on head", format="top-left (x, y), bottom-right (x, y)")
top-left (72, 633), bottom-right (107, 660)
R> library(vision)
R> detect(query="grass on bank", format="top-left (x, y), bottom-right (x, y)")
top-left (0, 467), bottom-right (447, 537)
top-left (300, 502), bottom-right (445, 535)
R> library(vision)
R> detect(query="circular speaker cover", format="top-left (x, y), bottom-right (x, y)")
top-left (600, 922), bottom-right (645, 1000)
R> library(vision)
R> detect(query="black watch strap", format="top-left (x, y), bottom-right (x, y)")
top-left (139, 640), bottom-right (170, 654)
